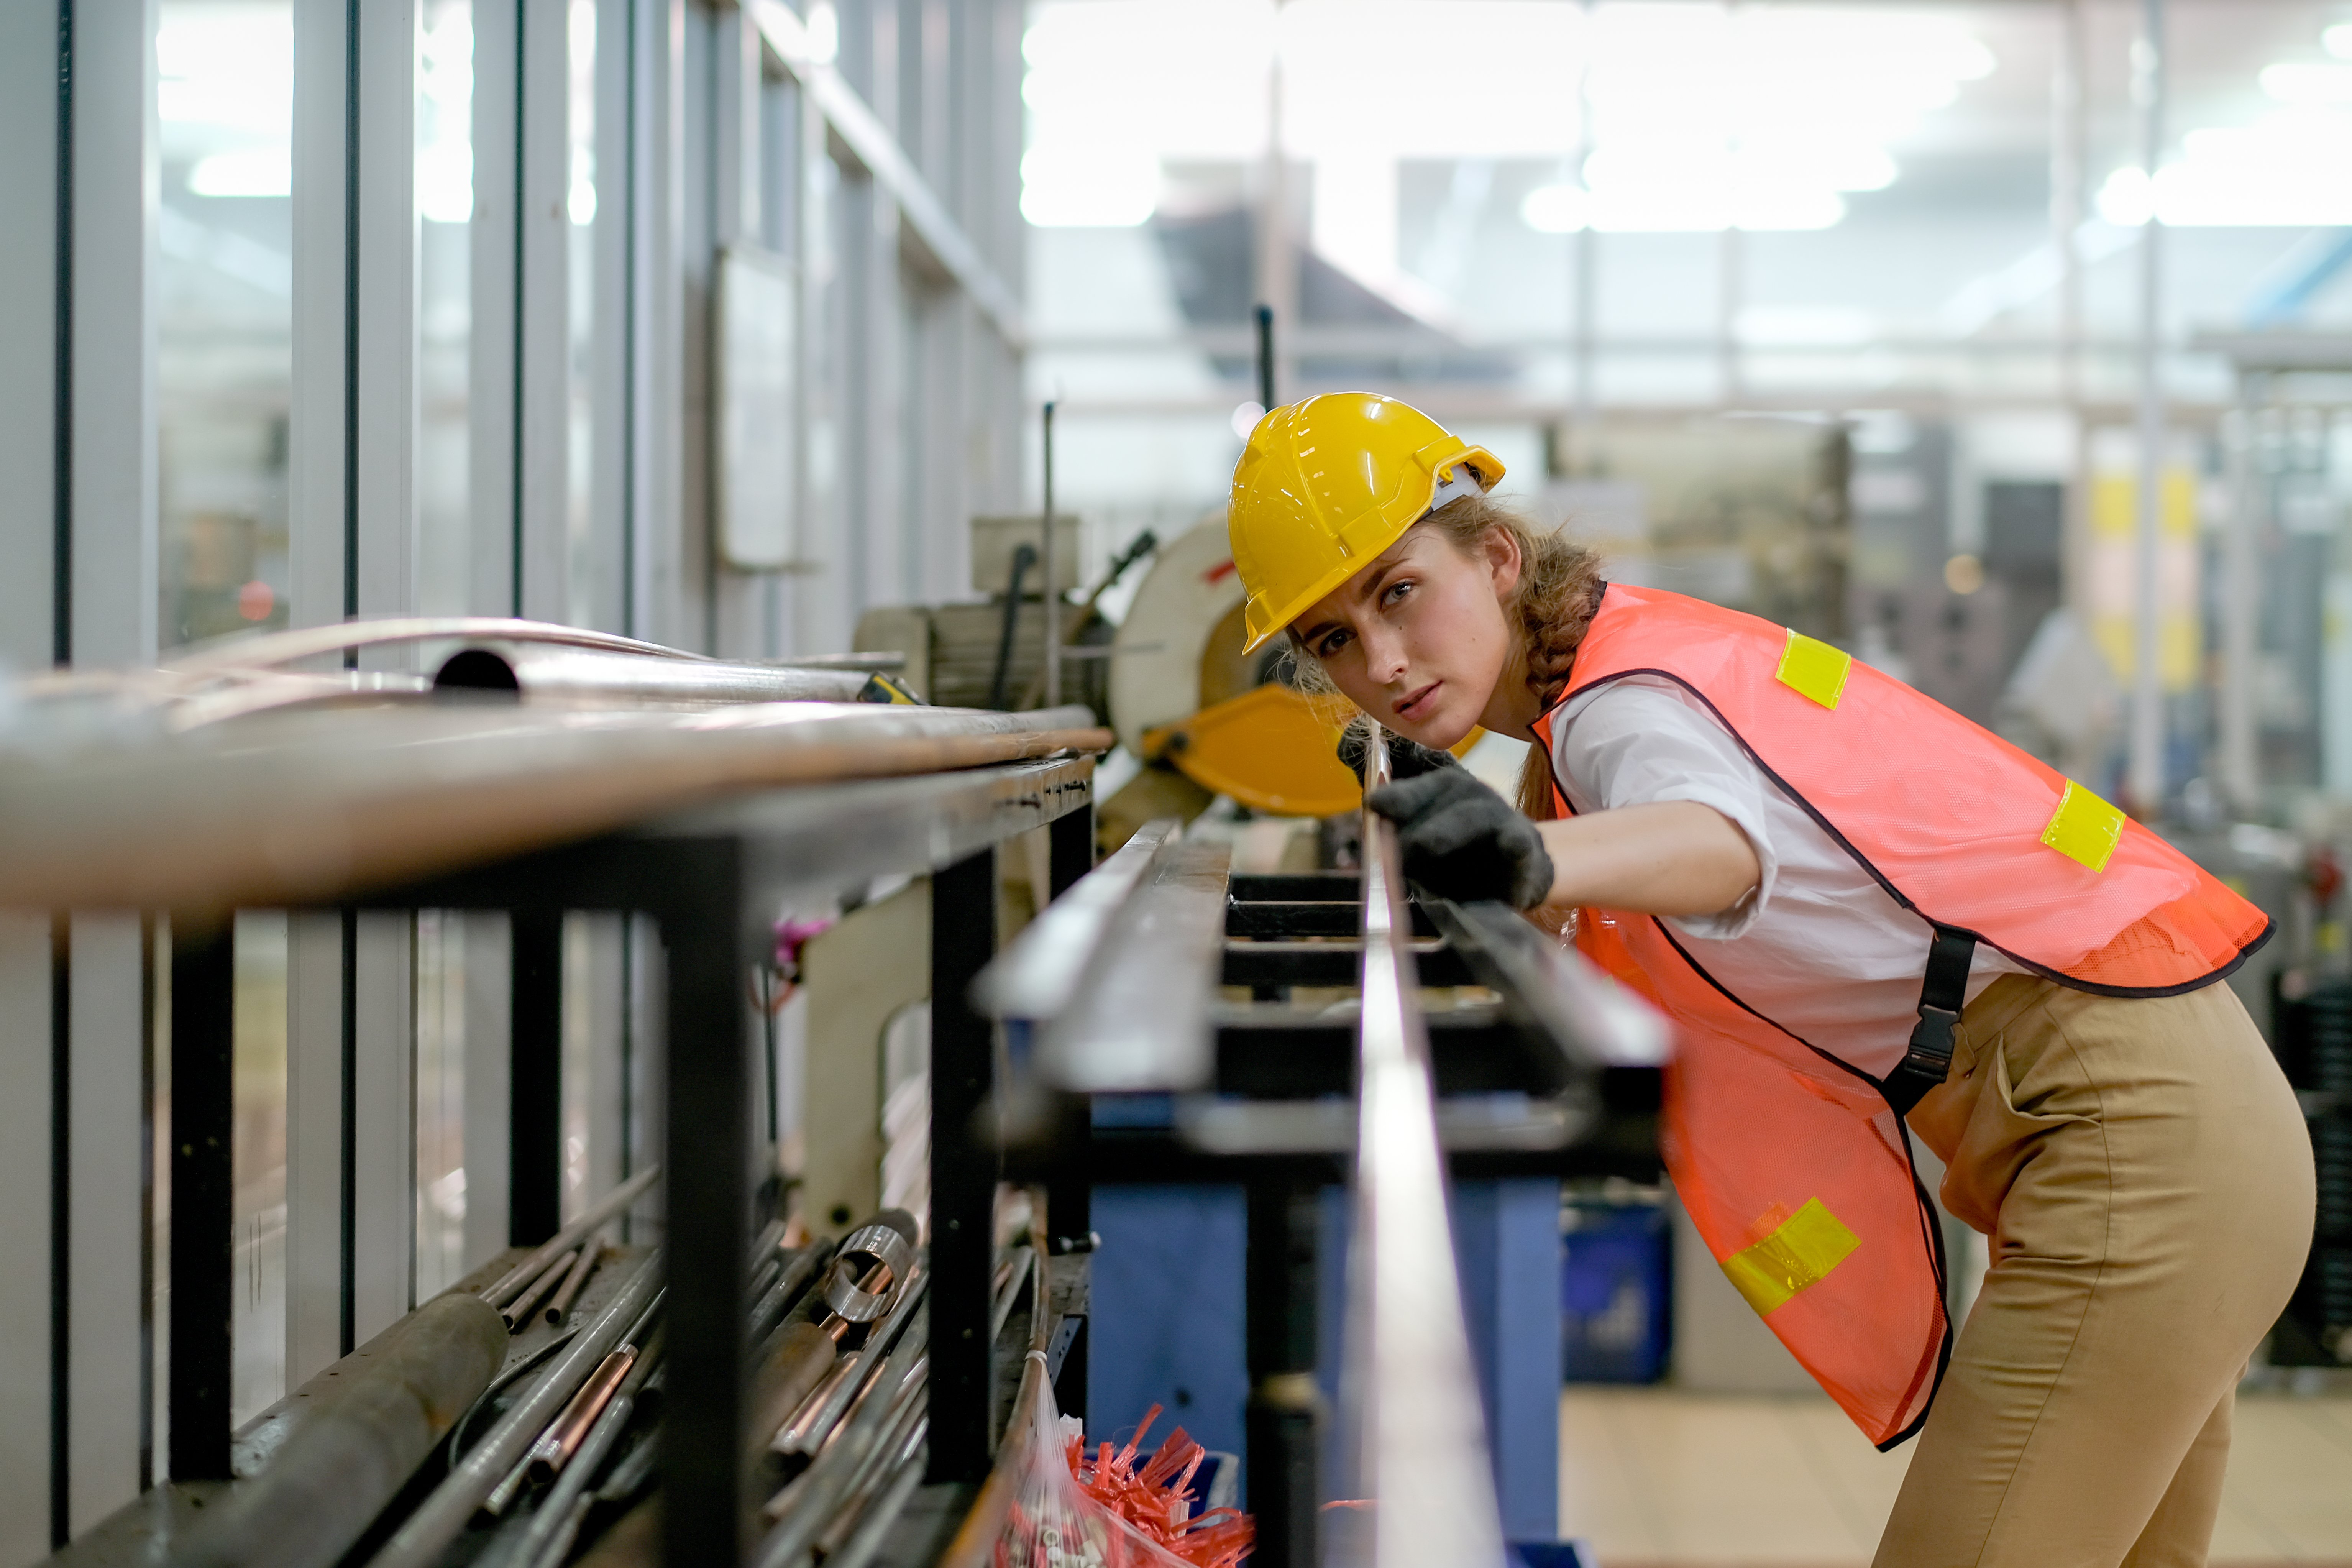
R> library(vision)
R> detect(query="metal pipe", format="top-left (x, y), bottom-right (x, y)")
top-left (526, 1343), bottom-right (639, 1483)
top-left (172, 1291), bottom-right (510, 1568)
top-left (819, 1443), bottom-right (927, 1568)
top-left (481, 1168), bottom-right (661, 1309)
top-left (546, 1244), bottom-right (601, 1326)
top-left (750, 1333), bottom-right (931, 1568)
top-left (502, 1250), bottom-right (579, 1331)
top-left (502, 1328), bottom-right (665, 1568)
top-left (167, 615), bottom-right (709, 674)
top-left (433, 644), bottom-right (873, 708)
top-left (748, 1241), bottom-right (836, 1347)
top-left (370, 1253), bottom-right (664, 1568)
top-left (0, 703), bottom-right (1110, 915)
top-left (2128, 0), bottom-right (2170, 811)
top-left (774, 1266), bottom-right (927, 1458)
top-left (1329, 724), bottom-right (1508, 1568)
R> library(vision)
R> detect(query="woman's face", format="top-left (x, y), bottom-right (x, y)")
top-left (1289, 522), bottom-right (1521, 751)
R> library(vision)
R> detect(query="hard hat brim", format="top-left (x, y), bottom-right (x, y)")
top-left (1238, 442), bottom-right (1503, 653)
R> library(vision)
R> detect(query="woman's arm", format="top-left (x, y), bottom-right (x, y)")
top-left (1533, 801), bottom-right (1761, 918)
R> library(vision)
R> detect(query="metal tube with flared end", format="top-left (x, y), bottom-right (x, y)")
top-left (368, 1255), bottom-right (663, 1568)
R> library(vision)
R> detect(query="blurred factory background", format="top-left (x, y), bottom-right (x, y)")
top-left (11, 0), bottom-right (2352, 1564)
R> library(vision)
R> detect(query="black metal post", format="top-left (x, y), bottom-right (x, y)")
top-left (1043, 803), bottom-right (1095, 1418)
top-left (169, 917), bottom-right (236, 1481)
top-left (928, 847), bottom-right (998, 1483)
top-left (511, 909), bottom-right (564, 1245)
top-left (1245, 1175), bottom-right (1322, 1568)
top-left (1255, 303), bottom-right (1277, 412)
top-left (656, 847), bottom-right (750, 1568)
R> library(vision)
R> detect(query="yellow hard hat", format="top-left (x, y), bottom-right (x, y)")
top-left (1227, 392), bottom-right (1503, 652)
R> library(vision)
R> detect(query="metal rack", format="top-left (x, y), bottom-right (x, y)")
top-left (978, 730), bottom-right (1667, 1567)
top-left (9, 686), bottom-right (1105, 1568)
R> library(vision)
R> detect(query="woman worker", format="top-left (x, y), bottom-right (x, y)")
top-left (1227, 391), bottom-right (2313, 1568)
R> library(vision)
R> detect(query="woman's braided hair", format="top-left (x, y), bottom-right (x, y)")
top-left (1284, 491), bottom-right (1605, 822)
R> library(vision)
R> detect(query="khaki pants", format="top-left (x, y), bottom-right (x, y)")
top-left (1874, 975), bottom-right (2314, 1568)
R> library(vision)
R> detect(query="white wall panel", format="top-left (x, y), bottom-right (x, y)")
top-left (65, 915), bottom-right (147, 1535)
top-left (0, 917), bottom-right (54, 1567)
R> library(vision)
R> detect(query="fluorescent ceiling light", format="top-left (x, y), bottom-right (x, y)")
top-left (2329, 23), bottom-right (2352, 59)
top-left (188, 146), bottom-right (290, 198)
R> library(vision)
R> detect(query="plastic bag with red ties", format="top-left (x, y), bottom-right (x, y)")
top-left (988, 1352), bottom-right (1253, 1568)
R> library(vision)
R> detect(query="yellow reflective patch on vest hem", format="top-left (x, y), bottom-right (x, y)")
top-left (2042, 779), bottom-right (2124, 873)
top-left (1775, 628), bottom-right (1851, 710)
top-left (1721, 1197), bottom-right (1861, 1317)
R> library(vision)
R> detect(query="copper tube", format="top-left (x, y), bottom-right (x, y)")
top-left (545, 1244), bottom-right (601, 1325)
top-left (501, 1250), bottom-right (578, 1331)
top-left (526, 1343), bottom-right (638, 1485)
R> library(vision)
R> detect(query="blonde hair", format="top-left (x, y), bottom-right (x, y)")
top-left (1285, 493), bottom-right (1604, 822)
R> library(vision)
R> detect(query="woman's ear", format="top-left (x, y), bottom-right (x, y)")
top-left (1484, 524), bottom-right (1523, 598)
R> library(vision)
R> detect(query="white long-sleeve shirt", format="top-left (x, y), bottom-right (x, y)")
top-left (1548, 675), bottom-right (2023, 1079)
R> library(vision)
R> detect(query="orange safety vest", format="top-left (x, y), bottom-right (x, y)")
top-left (1532, 584), bottom-right (2269, 1447)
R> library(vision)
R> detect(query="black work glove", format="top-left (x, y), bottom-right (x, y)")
top-left (1336, 728), bottom-right (1460, 785)
top-left (1365, 766), bottom-right (1556, 909)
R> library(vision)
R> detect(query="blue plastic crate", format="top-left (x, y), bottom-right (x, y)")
top-left (1561, 1199), bottom-right (1670, 1384)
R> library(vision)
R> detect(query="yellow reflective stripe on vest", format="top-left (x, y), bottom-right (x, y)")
top-left (1775, 629), bottom-right (1851, 710)
top-left (2042, 778), bottom-right (2124, 873)
top-left (1721, 1196), bottom-right (1861, 1316)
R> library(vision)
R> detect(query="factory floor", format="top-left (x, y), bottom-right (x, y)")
top-left (1561, 1384), bottom-right (2352, 1566)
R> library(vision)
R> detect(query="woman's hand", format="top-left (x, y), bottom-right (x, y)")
top-left (1364, 767), bottom-right (1556, 908)
top-left (1531, 802), bottom-right (1761, 918)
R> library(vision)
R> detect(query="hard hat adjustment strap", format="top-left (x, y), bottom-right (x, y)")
top-left (1427, 461), bottom-right (1488, 514)
top-left (1881, 923), bottom-right (1976, 1116)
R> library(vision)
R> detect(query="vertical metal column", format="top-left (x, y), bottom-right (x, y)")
top-left (927, 847), bottom-right (998, 1484)
top-left (1044, 803), bottom-right (1093, 1416)
top-left (511, 910), bottom-right (565, 1244)
top-left (1245, 1176), bottom-right (1322, 1568)
top-left (167, 919), bottom-right (235, 1481)
top-left (658, 847), bottom-right (749, 1568)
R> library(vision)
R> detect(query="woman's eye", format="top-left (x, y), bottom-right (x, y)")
top-left (1318, 630), bottom-right (1352, 657)
top-left (1383, 580), bottom-right (1414, 607)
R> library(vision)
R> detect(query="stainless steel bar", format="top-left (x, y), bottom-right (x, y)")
top-left (1328, 725), bottom-right (1507, 1568)
top-left (370, 1251), bottom-right (663, 1568)
top-left (973, 818), bottom-right (1231, 1093)
top-left (500, 1250), bottom-right (579, 1331)
top-left (973, 820), bottom-right (1177, 1019)
top-left (481, 1167), bottom-right (660, 1308)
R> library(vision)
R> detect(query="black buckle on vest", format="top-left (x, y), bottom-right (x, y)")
top-left (1880, 924), bottom-right (1977, 1117)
